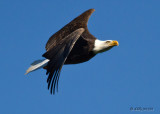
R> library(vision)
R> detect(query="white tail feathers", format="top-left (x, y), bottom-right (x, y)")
top-left (25, 59), bottom-right (49, 75)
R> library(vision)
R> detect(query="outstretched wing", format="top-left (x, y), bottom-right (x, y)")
top-left (42, 28), bottom-right (85, 94)
top-left (45, 9), bottom-right (95, 51)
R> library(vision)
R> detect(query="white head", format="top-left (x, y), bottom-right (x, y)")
top-left (93, 39), bottom-right (119, 54)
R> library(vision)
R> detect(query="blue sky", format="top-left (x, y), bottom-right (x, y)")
top-left (0, 0), bottom-right (160, 114)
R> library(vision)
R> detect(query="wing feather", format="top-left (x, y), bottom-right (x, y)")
top-left (45, 9), bottom-right (95, 51)
top-left (43, 28), bottom-right (85, 94)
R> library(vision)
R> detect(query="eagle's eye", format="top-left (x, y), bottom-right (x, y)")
top-left (106, 41), bottom-right (111, 43)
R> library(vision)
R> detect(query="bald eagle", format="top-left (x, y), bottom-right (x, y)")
top-left (26, 9), bottom-right (119, 94)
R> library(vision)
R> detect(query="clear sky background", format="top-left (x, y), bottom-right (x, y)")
top-left (0, 0), bottom-right (160, 114)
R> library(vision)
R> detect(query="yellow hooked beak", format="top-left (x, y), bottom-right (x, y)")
top-left (111, 40), bottom-right (119, 46)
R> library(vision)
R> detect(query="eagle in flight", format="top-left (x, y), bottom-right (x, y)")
top-left (26, 9), bottom-right (119, 94)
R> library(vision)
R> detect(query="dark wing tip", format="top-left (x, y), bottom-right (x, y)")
top-left (72, 8), bottom-right (95, 26)
top-left (87, 8), bottom-right (95, 13)
top-left (47, 70), bottom-right (60, 94)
